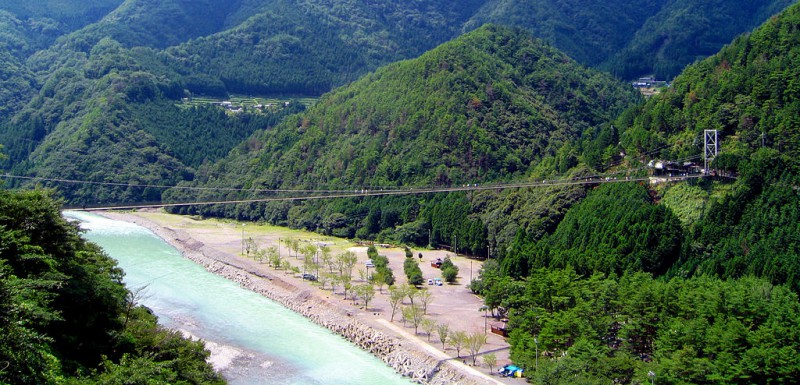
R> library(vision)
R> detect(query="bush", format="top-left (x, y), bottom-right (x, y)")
top-left (443, 266), bottom-right (458, 283)
top-left (404, 255), bottom-right (424, 286)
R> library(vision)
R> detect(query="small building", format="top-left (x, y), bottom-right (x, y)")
top-left (491, 323), bottom-right (508, 337)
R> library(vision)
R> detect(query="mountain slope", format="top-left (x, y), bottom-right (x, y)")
top-left (606, 0), bottom-right (797, 79)
top-left (0, 11), bottom-right (37, 117)
top-left (163, 25), bottom-right (639, 251)
top-left (2, 0), bottom-right (795, 208)
top-left (494, 0), bottom-right (800, 293)
top-left (467, 0), bottom-right (797, 80)
top-left (0, 36), bottom-right (295, 205)
top-left (473, 6), bottom-right (800, 383)
top-left (68, 0), bottom-right (247, 49)
top-left (173, 25), bottom-right (639, 191)
top-left (464, 0), bottom-right (669, 67)
top-left (0, 0), bottom-right (123, 29)
top-left (159, 0), bottom-right (484, 95)
top-left (618, 2), bottom-right (800, 290)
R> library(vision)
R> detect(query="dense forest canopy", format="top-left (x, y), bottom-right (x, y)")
top-left (0, 1), bottom-right (799, 383)
top-left (0, 189), bottom-right (223, 384)
top-left (161, 25), bottom-right (639, 254)
top-left (616, 1), bottom-right (800, 290)
top-left (604, 0), bottom-right (797, 80)
top-left (0, 0), bottom-right (796, 208)
top-left (465, 0), bottom-right (797, 80)
top-left (467, 3), bottom-right (800, 383)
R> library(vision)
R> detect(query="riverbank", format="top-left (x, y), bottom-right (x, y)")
top-left (98, 211), bottom-right (517, 385)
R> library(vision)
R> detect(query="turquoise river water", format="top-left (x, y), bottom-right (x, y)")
top-left (66, 211), bottom-right (413, 385)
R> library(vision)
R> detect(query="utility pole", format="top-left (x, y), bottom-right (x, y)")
top-left (704, 129), bottom-right (718, 174)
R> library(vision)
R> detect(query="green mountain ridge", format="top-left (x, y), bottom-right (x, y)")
top-left (474, 4), bottom-right (800, 383)
top-left (0, 0), bottom-right (796, 198)
top-left (619, 1), bottom-right (800, 290)
top-left (605, 0), bottom-right (798, 79)
top-left (1, 1), bottom-right (800, 383)
top-left (178, 24), bottom-right (639, 190)
top-left (162, 25), bottom-right (638, 251)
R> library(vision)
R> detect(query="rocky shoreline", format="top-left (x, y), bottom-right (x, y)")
top-left (101, 212), bottom-right (486, 385)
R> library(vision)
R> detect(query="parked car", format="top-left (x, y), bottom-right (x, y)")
top-left (499, 365), bottom-right (523, 377)
top-left (302, 273), bottom-right (317, 281)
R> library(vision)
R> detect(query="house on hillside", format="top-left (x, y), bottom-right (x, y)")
top-left (648, 160), bottom-right (700, 176)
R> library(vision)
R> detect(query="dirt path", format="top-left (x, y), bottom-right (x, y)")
top-left (99, 210), bottom-right (526, 384)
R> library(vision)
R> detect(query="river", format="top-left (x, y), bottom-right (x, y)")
top-left (66, 211), bottom-right (413, 385)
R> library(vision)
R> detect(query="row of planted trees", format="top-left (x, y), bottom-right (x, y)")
top-left (243, 236), bottom-right (498, 371)
top-left (386, 283), bottom-right (491, 367)
top-left (244, 236), bottom-right (386, 306)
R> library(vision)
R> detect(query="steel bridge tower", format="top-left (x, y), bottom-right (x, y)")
top-left (704, 129), bottom-right (718, 174)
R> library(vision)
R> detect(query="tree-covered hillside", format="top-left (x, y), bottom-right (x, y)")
top-left (0, 0), bottom-right (123, 29)
top-left (172, 25), bottom-right (639, 191)
top-left (72, 0), bottom-right (252, 50)
top-left (163, 25), bottom-right (639, 254)
top-left (0, 11), bottom-right (37, 117)
top-left (606, 0), bottom-right (797, 80)
top-left (464, 0), bottom-right (669, 68)
top-left (618, 1), bottom-right (800, 291)
top-left (0, 189), bottom-right (223, 384)
top-left (0, 35), bottom-right (300, 205)
top-left (158, 0), bottom-right (484, 96)
top-left (468, 0), bottom-right (797, 81)
top-left (0, 0), bottom-right (485, 205)
top-left (468, 4), bottom-right (800, 383)
top-left (1, 0), bottom-right (797, 207)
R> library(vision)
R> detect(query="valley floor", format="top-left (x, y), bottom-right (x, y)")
top-left (99, 209), bottom-right (524, 385)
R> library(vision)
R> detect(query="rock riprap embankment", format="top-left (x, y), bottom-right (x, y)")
top-left (111, 214), bottom-right (483, 385)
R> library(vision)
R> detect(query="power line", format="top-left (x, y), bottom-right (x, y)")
top-left (0, 174), bottom-right (402, 195)
top-left (75, 174), bottom-right (708, 211)
top-left (3, 150), bottom-right (717, 212)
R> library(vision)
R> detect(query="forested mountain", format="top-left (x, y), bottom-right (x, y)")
top-left (464, 0), bottom-right (670, 68)
top-left (0, 11), bottom-right (37, 117)
top-left (159, 0), bottom-right (486, 96)
top-left (179, 25), bottom-right (639, 189)
top-left (72, 0), bottom-right (254, 50)
top-left (467, 0), bottom-right (796, 80)
top-left (0, 0), bottom-right (796, 207)
top-left (0, 0), bottom-right (123, 30)
top-left (0, 189), bottom-right (223, 384)
top-left (162, 25), bottom-right (640, 251)
top-left (605, 0), bottom-right (797, 80)
top-left (0, 0), bottom-right (484, 203)
top-left (467, 4), bottom-right (800, 383)
top-left (1, 1), bottom-right (800, 383)
top-left (619, 1), bottom-right (800, 290)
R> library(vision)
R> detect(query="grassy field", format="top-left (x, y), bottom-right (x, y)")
top-left (137, 211), bottom-right (355, 255)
